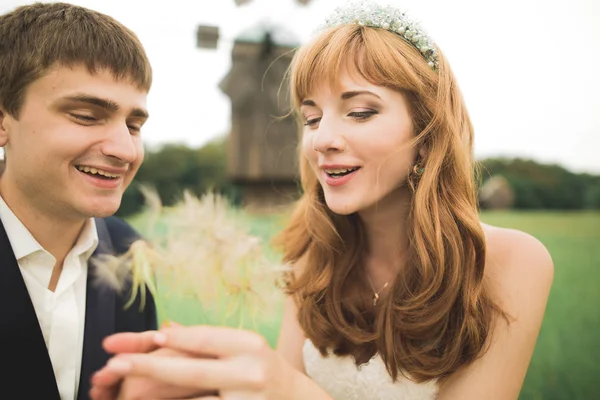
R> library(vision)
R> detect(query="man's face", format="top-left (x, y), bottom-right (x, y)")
top-left (0, 65), bottom-right (148, 220)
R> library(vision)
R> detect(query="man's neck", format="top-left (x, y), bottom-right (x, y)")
top-left (0, 178), bottom-right (86, 263)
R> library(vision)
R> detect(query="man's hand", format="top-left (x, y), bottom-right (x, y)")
top-left (90, 330), bottom-right (218, 400)
top-left (91, 347), bottom-right (215, 400)
top-left (90, 331), bottom-right (161, 399)
top-left (95, 325), bottom-right (329, 400)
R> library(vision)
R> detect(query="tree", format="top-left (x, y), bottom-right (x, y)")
top-left (479, 157), bottom-right (598, 210)
top-left (116, 138), bottom-right (240, 217)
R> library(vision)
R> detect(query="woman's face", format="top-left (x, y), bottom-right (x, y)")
top-left (300, 70), bottom-right (417, 215)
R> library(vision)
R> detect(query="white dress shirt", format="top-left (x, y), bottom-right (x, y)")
top-left (0, 196), bottom-right (98, 400)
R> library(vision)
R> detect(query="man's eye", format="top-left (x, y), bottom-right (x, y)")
top-left (304, 117), bottom-right (321, 127)
top-left (128, 125), bottom-right (142, 134)
top-left (70, 113), bottom-right (96, 122)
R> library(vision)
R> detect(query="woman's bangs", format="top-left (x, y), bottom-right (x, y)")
top-left (291, 27), bottom-right (367, 107)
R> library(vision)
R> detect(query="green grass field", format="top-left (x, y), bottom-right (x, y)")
top-left (128, 210), bottom-right (600, 400)
top-left (481, 211), bottom-right (599, 400)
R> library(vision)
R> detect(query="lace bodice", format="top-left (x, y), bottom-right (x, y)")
top-left (303, 339), bottom-right (438, 400)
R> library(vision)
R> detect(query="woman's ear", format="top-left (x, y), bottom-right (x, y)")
top-left (418, 146), bottom-right (427, 160)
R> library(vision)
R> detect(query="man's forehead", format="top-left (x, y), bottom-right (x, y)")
top-left (31, 65), bottom-right (148, 111)
top-left (40, 64), bottom-right (146, 90)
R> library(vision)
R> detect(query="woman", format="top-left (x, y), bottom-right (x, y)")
top-left (90, 2), bottom-right (553, 399)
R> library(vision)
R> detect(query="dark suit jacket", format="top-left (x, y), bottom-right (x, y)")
top-left (0, 216), bottom-right (158, 400)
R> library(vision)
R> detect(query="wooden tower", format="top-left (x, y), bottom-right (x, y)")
top-left (218, 24), bottom-right (301, 211)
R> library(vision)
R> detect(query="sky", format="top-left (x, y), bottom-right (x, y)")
top-left (1, 0), bottom-right (599, 173)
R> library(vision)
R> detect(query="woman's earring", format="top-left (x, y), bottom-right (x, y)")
top-left (408, 162), bottom-right (425, 192)
top-left (413, 163), bottom-right (424, 176)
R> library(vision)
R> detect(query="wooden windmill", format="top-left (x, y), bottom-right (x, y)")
top-left (197, 0), bottom-right (314, 211)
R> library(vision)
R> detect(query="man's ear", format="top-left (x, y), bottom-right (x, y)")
top-left (0, 108), bottom-right (9, 147)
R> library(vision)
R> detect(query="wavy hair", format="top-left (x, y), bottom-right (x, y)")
top-left (273, 25), bottom-right (503, 382)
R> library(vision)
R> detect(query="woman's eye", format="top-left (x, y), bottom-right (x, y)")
top-left (304, 117), bottom-right (321, 127)
top-left (348, 110), bottom-right (377, 120)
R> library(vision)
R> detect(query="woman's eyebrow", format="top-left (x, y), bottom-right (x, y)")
top-left (340, 90), bottom-right (381, 100)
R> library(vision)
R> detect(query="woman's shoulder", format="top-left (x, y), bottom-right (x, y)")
top-left (481, 223), bottom-right (553, 271)
top-left (481, 223), bottom-right (554, 308)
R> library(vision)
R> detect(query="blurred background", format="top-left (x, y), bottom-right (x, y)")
top-left (1, 0), bottom-right (598, 398)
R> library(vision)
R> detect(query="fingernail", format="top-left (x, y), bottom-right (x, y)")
top-left (107, 358), bottom-right (132, 373)
top-left (153, 331), bottom-right (167, 345)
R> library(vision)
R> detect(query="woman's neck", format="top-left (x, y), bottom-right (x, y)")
top-left (359, 187), bottom-right (412, 274)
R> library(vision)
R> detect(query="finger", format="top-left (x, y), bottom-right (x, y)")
top-left (172, 396), bottom-right (219, 400)
top-left (95, 346), bottom-right (196, 386)
top-left (92, 367), bottom-right (124, 387)
top-left (104, 354), bottom-right (264, 391)
top-left (103, 331), bottom-right (160, 354)
top-left (156, 326), bottom-right (269, 358)
top-left (118, 375), bottom-right (215, 399)
top-left (89, 384), bottom-right (118, 400)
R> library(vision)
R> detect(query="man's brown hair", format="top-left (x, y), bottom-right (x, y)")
top-left (0, 2), bottom-right (152, 118)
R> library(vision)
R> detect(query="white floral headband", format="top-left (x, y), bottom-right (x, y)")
top-left (322, 0), bottom-right (439, 70)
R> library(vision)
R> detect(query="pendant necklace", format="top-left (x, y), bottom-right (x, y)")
top-left (366, 275), bottom-right (389, 306)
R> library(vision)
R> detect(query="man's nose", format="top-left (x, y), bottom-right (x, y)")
top-left (99, 122), bottom-right (139, 164)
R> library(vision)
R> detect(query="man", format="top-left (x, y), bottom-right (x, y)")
top-left (0, 3), bottom-right (157, 399)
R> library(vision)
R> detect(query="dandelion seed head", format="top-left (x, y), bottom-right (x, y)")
top-left (93, 187), bottom-right (286, 326)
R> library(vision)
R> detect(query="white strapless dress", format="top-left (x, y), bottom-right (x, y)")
top-left (303, 339), bottom-right (438, 400)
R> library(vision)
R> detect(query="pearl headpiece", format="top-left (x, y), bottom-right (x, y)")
top-left (322, 1), bottom-right (438, 70)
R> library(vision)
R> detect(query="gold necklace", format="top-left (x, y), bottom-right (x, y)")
top-left (366, 275), bottom-right (389, 306)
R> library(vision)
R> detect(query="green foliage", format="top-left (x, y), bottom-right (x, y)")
top-left (116, 137), bottom-right (241, 217)
top-left (582, 176), bottom-right (600, 209)
top-left (117, 138), bottom-right (600, 214)
top-left (479, 158), bottom-right (600, 210)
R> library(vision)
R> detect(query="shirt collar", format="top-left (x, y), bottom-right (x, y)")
top-left (75, 218), bottom-right (99, 261)
top-left (0, 195), bottom-right (99, 261)
top-left (0, 195), bottom-right (43, 260)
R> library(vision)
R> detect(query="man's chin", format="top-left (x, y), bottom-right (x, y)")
top-left (82, 199), bottom-right (122, 219)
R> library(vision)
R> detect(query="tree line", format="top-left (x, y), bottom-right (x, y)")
top-left (479, 158), bottom-right (600, 210)
top-left (115, 138), bottom-right (600, 217)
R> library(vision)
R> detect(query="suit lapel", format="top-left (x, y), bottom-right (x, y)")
top-left (0, 219), bottom-right (60, 398)
top-left (77, 218), bottom-right (116, 400)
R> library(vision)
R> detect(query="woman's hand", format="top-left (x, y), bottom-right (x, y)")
top-left (91, 347), bottom-right (215, 400)
top-left (90, 331), bottom-right (215, 400)
top-left (96, 325), bottom-right (321, 400)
